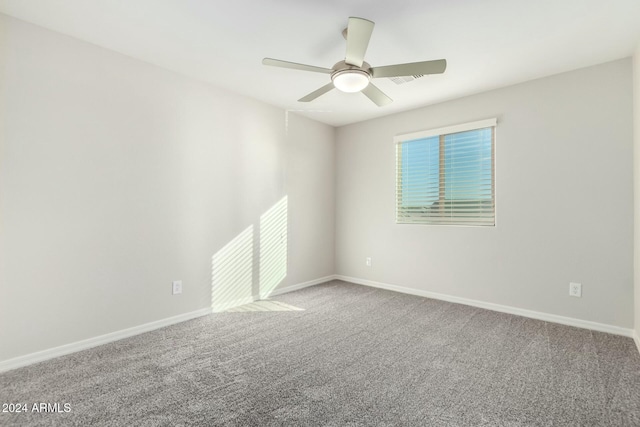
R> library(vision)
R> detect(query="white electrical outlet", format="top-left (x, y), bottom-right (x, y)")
top-left (172, 280), bottom-right (183, 295)
top-left (366, 257), bottom-right (372, 267)
top-left (569, 282), bottom-right (581, 297)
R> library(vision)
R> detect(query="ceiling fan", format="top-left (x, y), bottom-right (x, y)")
top-left (262, 17), bottom-right (447, 107)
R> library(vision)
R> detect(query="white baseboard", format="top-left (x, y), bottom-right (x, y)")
top-left (633, 330), bottom-right (640, 355)
top-left (0, 275), bottom-right (337, 373)
top-left (0, 307), bottom-right (212, 374)
top-left (335, 275), bottom-right (635, 338)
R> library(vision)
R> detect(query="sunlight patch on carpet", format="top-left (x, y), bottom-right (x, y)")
top-left (225, 300), bottom-right (304, 312)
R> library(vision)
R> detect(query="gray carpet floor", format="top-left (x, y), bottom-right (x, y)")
top-left (2, 280), bottom-right (640, 426)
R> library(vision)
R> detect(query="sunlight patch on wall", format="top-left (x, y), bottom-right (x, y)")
top-left (211, 225), bottom-right (253, 312)
top-left (259, 196), bottom-right (288, 298)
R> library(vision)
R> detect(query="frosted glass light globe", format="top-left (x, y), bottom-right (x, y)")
top-left (332, 70), bottom-right (370, 93)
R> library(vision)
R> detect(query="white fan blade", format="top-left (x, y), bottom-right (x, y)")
top-left (371, 59), bottom-right (447, 78)
top-left (345, 17), bottom-right (374, 67)
top-left (263, 58), bottom-right (333, 74)
top-left (298, 83), bottom-right (335, 102)
top-left (362, 83), bottom-right (392, 106)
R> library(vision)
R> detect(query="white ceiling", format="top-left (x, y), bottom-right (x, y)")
top-left (1, 0), bottom-right (640, 127)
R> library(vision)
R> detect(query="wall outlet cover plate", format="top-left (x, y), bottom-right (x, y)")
top-left (172, 280), bottom-right (183, 295)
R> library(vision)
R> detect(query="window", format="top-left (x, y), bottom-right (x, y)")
top-left (395, 119), bottom-right (496, 226)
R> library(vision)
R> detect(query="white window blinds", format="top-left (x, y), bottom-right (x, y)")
top-left (395, 119), bottom-right (496, 226)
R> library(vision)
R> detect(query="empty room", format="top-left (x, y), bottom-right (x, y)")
top-left (1, 0), bottom-right (640, 425)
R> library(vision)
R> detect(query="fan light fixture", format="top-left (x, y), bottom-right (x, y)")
top-left (331, 69), bottom-right (370, 93)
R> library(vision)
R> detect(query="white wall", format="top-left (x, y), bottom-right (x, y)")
top-left (336, 59), bottom-right (634, 328)
top-left (286, 114), bottom-right (336, 286)
top-left (0, 14), bottom-right (335, 362)
top-left (634, 45), bottom-right (640, 339)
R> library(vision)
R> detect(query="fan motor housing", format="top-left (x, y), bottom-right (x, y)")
top-left (331, 60), bottom-right (372, 75)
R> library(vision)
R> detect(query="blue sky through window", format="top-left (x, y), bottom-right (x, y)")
top-left (400, 128), bottom-right (492, 207)
top-left (444, 128), bottom-right (492, 201)
top-left (401, 136), bottom-right (439, 207)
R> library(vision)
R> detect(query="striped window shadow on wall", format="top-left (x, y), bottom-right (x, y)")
top-left (259, 196), bottom-right (288, 298)
top-left (211, 225), bottom-right (254, 312)
top-left (211, 195), bottom-right (289, 312)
